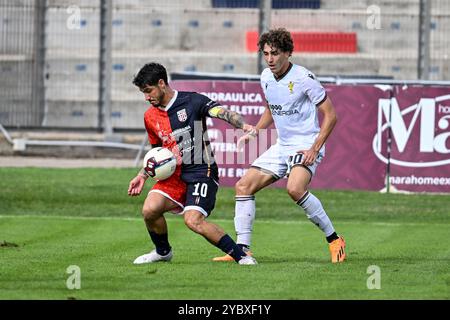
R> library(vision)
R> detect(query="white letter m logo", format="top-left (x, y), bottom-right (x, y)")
top-left (377, 98), bottom-right (435, 153)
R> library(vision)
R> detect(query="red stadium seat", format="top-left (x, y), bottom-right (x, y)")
top-left (246, 31), bottom-right (357, 53)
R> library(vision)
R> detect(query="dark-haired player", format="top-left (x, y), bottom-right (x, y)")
top-left (128, 62), bottom-right (257, 265)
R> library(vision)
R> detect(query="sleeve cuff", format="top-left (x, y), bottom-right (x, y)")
top-left (316, 93), bottom-right (328, 107)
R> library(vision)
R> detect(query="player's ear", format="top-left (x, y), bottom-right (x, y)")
top-left (158, 79), bottom-right (165, 89)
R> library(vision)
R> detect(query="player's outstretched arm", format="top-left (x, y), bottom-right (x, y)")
top-left (128, 168), bottom-right (149, 196)
top-left (208, 105), bottom-right (256, 135)
top-left (208, 105), bottom-right (257, 150)
top-left (208, 106), bottom-right (246, 129)
top-left (236, 105), bottom-right (273, 150)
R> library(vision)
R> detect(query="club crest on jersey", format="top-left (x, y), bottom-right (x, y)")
top-left (288, 81), bottom-right (294, 94)
top-left (177, 109), bottom-right (188, 122)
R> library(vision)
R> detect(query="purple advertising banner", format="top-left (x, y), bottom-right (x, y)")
top-left (172, 80), bottom-right (450, 193)
top-left (311, 85), bottom-right (389, 191)
top-left (379, 86), bottom-right (450, 193)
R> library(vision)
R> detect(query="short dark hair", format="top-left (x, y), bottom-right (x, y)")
top-left (258, 28), bottom-right (294, 54)
top-left (132, 62), bottom-right (168, 88)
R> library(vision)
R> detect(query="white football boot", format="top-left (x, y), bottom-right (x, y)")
top-left (133, 249), bottom-right (173, 264)
top-left (238, 255), bottom-right (258, 265)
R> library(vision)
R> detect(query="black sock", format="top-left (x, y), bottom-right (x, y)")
top-left (149, 231), bottom-right (171, 256)
top-left (217, 235), bottom-right (246, 262)
top-left (238, 243), bottom-right (250, 251)
top-left (326, 232), bottom-right (339, 243)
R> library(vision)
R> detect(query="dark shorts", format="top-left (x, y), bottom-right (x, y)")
top-left (184, 177), bottom-right (219, 217)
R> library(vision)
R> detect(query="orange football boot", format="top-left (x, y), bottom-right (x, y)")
top-left (329, 236), bottom-right (346, 263)
top-left (212, 248), bottom-right (252, 262)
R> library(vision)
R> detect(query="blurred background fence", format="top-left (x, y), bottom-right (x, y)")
top-left (1, 0), bottom-right (449, 130)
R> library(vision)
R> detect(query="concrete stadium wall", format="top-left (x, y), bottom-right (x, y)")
top-left (1, 1), bottom-right (449, 128)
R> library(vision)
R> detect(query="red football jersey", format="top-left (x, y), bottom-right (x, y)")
top-left (144, 106), bottom-right (186, 211)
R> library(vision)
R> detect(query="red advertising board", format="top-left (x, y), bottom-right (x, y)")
top-left (172, 80), bottom-right (450, 193)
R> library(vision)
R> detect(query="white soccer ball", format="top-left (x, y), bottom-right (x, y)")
top-left (142, 147), bottom-right (177, 180)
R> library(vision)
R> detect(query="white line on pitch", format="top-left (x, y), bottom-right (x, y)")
top-left (0, 214), bottom-right (446, 227)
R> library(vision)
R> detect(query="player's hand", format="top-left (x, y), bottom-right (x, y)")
top-left (298, 149), bottom-right (318, 166)
top-left (242, 124), bottom-right (256, 135)
top-left (128, 175), bottom-right (146, 196)
top-left (237, 125), bottom-right (257, 152)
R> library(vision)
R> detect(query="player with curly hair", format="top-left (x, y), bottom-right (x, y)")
top-left (213, 28), bottom-right (346, 263)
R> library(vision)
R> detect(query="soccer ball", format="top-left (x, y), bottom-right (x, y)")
top-left (142, 147), bottom-right (177, 180)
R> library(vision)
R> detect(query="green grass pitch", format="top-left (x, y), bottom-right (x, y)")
top-left (0, 167), bottom-right (448, 299)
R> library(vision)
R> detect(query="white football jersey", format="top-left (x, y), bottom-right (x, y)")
top-left (260, 63), bottom-right (327, 150)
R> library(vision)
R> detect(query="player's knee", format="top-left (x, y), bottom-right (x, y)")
top-left (235, 179), bottom-right (253, 195)
top-left (287, 186), bottom-right (306, 202)
top-left (183, 211), bottom-right (203, 233)
top-left (142, 205), bottom-right (162, 222)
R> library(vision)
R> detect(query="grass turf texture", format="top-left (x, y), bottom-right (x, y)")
top-left (0, 167), bottom-right (449, 299)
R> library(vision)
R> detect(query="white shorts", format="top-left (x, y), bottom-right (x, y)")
top-left (251, 143), bottom-right (323, 180)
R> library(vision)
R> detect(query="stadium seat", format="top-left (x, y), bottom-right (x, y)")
top-left (272, 0), bottom-right (321, 9)
top-left (212, 0), bottom-right (321, 9)
top-left (246, 31), bottom-right (357, 53)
